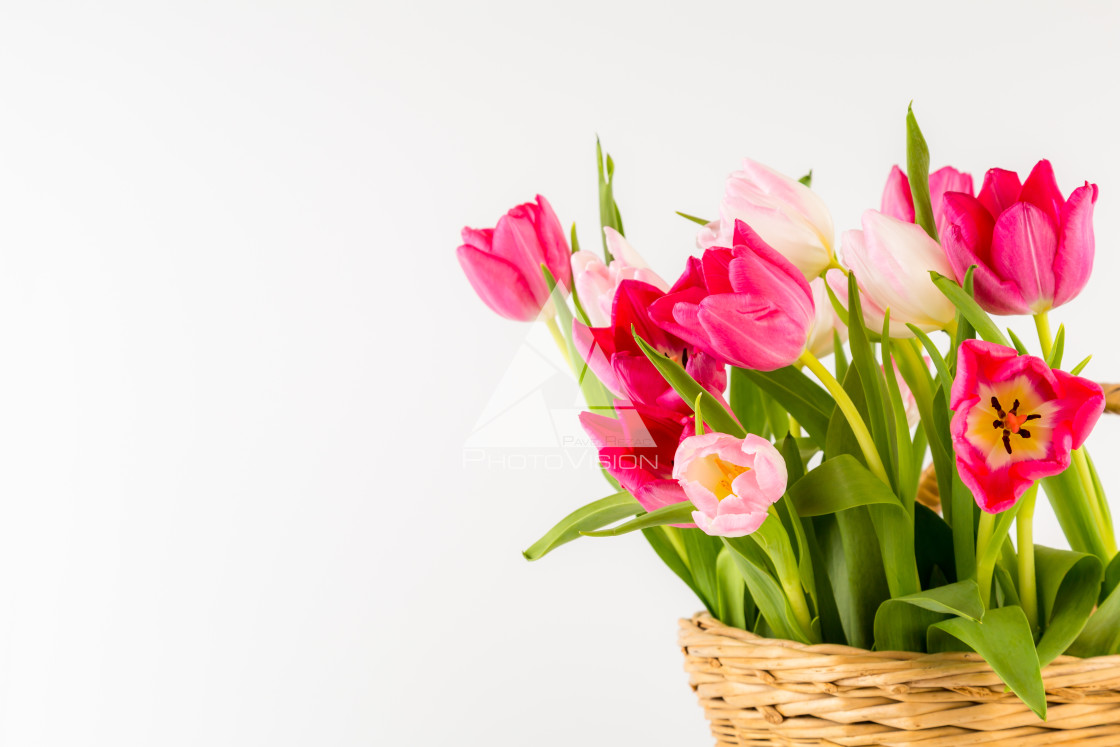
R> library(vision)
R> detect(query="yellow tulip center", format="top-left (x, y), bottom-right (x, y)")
top-left (706, 456), bottom-right (750, 500)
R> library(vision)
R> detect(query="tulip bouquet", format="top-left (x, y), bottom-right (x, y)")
top-left (457, 108), bottom-right (1119, 718)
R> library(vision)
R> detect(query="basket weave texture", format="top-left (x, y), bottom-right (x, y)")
top-left (680, 612), bottom-right (1120, 746)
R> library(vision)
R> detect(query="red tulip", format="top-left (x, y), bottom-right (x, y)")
top-left (457, 195), bottom-right (571, 321)
top-left (950, 340), bottom-right (1104, 513)
top-left (580, 401), bottom-right (693, 514)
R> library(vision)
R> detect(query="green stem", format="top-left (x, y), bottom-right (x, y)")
top-left (544, 316), bottom-right (575, 375)
top-left (1017, 486), bottom-right (1039, 634)
top-left (788, 415), bottom-right (802, 438)
top-left (799, 349), bottom-right (890, 485)
top-left (1033, 311), bottom-right (1054, 357)
top-left (976, 511), bottom-right (996, 608)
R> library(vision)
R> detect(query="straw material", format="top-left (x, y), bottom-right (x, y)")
top-left (680, 612), bottom-right (1120, 746)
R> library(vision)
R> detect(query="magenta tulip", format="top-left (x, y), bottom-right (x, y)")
top-left (674, 433), bottom-right (787, 537)
top-left (950, 340), bottom-right (1104, 513)
top-left (880, 165), bottom-right (974, 239)
top-left (457, 195), bottom-right (571, 321)
top-left (650, 220), bottom-right (814, 371)
top-left (940, 161), bottom-right (1098, 316)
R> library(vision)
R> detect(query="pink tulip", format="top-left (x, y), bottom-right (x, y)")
top-left (950, 340), bottom-right (1104, 513)
top-left (940, 160), bottom-right (1098, 316)
top-left (457, 195), bottom-right (571, 321)
top-left (580, 401), bottom-right (694, 514)
top-left (697, 159), bottom-right (834, 279)
top-left (674, 432), bottom-right (787, 537)
top-left (650, 220), bottom-right (815, 371)
top-left (572, 275), bottom-right (726, 416)
top-left (571, 228), bottom-right (669, 327)
top-left (880, 165), bottom-right (974, 238)
top-left (838, 210), bottom-right (956, 336)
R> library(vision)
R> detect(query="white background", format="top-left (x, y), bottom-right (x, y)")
top-left (1, 1), bottom-right (1118, 745)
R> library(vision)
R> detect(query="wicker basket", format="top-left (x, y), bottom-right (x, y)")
top-left (679, 612), bottom-right (1120, 746)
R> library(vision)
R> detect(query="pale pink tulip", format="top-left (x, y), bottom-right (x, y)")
top-left (674, 433), bottom-right (787, 537)
top-left (697, 159), bottom-right (834, 279)
top-left (838, 210), bottom-right (956, 336)
top-left (571, 228), bottom-right (668, 327)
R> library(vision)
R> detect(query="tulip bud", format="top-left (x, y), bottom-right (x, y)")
top-left (457, 195), bottom-right (571, 321)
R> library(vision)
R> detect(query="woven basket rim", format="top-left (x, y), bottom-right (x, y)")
top-left (684, 611), bottom-right (1120, 670)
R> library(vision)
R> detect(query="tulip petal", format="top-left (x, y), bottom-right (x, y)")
top-left (989, 202), bottom-right (1058, 313)
top-left (940, 194), bottom-right (1033, 316)
top-left (533, 195), bottom-right (572, 289)
top-left (697, 294), bottom-right (807, 371)
top-left (1018, 160), bottom-right (1064, 230)
top-left (977, 168), bottom-right (1023, 219)
top-left (1052, 183), bottom-right (1097, 308)
top-left (929, 166), bottom-right (974, 237)
top-left (880, 165), bottom-right (915, 222)
top-left (699, 511), bottom-right (768, 538)
top-left (456, 244), bottom-right (540, 321)
top-left (738, 159), bottom-right (835, 256)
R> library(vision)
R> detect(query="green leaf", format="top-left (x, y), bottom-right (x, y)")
top-left (1045, 324), bottom-right (1066, 369)
top-left (930, 606), bottom-right (1047, 719)
top-left (1072, 571), bottom-right (1120, 656)
top-left (1007, 327), bottom-right (1030, 355)
top-left (833, 330), bottom-right (849, 382)
top-left (681, 528), bottom-right (723, 613)
top-left (728, 367), bottom-right (770, 438)
top-left (739, 366), bottom-right (832, 446)
top-left (1035, 546), bottom-right (1103, 665)
top-left (1041, 468), bottom-right (1110, 560)
top-left (844, 272), bottom-right (893, 484)
top-left (915, 502), bottom-right (956, 585)
top-left (788, 455), bottom-right (903, 516)
top-left (596, 137), bottom-right (624, 262)
top-left (814, 510), bottom-right (889, 649)
top-left (788, 455), bottom-right (920, 598)
top-left (874, 580), bottom-right (984, 652)
top-left (581, 501), bottom-right (694, 537)
top-left (675, 211), bottom-right (711, 226)
top-left (880, 313), bottom-right (914, 504)
top-left (798, 170), bottom-right (812, 187)
top-left (635, 334), bottom-right (744, 437)
top-left (523, 491), bottom-right (641, 560)
top-left (930, 272), bottom-right (1010, 347)
top-left (906, 104), bottom-right (938, 241)
top-left (722, 535), bottom-right (814, 643)
top-left (715, 547), bottom-right (749, 630)
top-left (947, 265), bottom-right (978, 369)
top-left (642, 527), bottom-right (708, 609)
top-left (1105, 551), bottom-right (1120, 599)
top-left (543, 266), bottom-right (612, 412)
top-left (1070, 355), bottom-right (1092, 376)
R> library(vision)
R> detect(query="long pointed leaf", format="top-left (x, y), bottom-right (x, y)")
top-left (523, 491), bottom-right (641, 560)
